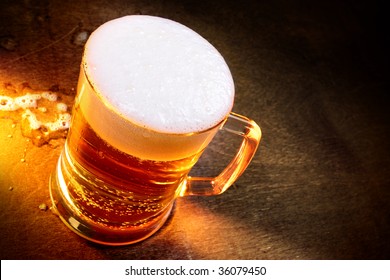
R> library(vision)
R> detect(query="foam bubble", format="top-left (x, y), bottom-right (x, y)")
top-left (22, 109), bottom-right (41, 130)
top-left (45, 113), bottom-right (71, 131)
top-left (41, 92), bottom-right (58, 102)
top-left (56, 103), bottom-right (68, 112)
top-left (0, 93), bottom-right (57, 111)
top-left (0, 85), bottom-right (72, 146)
top-left (84, 15), bottom-right (234, 134)
top-left (21, 109), bottom-right (71, 135)
top-left (0, 96), bottom-right (16, 111)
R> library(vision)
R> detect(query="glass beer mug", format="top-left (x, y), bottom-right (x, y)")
top-left (50, 15), bottom-right (261, 245)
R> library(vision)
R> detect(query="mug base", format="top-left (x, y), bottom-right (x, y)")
top-left (49, 170), bottom-right (174, 246)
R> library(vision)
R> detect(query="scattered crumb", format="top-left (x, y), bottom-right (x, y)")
top-left (20, 158), bottom-right (25, 162)
top-left (8, 186), bottom-right (13, 191)
top-left (39, 203), bottom-right (48, 211)
top-left (7, 134), bottom-right (12, 138)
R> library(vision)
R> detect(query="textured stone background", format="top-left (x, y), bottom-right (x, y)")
top-left (0, 0), bottom-right (389, 259)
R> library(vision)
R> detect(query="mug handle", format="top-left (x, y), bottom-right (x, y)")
top-left (180, 112), bottom-right (262, 196)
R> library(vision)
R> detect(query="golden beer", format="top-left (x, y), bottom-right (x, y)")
top-left (50, 15), bottom-right (261, 245)
top-left (51, 107), bottom-right (205, 244)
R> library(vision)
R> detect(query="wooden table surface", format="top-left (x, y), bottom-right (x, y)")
top-left (1, 0), bottom-right (389, 259)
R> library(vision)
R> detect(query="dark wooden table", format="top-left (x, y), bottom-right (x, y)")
top-left (1, 0), bottom-right (389, 259)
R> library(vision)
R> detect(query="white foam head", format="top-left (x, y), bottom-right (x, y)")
top-left (77, 16), bottom-right (235, 160)
top-left (83, 15), bottom-right (234, 134)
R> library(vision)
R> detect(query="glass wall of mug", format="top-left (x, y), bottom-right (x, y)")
top-left (49, 15), bottom-right (261, 246)
top-left (50, 65), bottom-right (227, 245)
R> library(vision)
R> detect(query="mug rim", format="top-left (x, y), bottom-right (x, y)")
top-left (80, 60), bottom-right (230, 137)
